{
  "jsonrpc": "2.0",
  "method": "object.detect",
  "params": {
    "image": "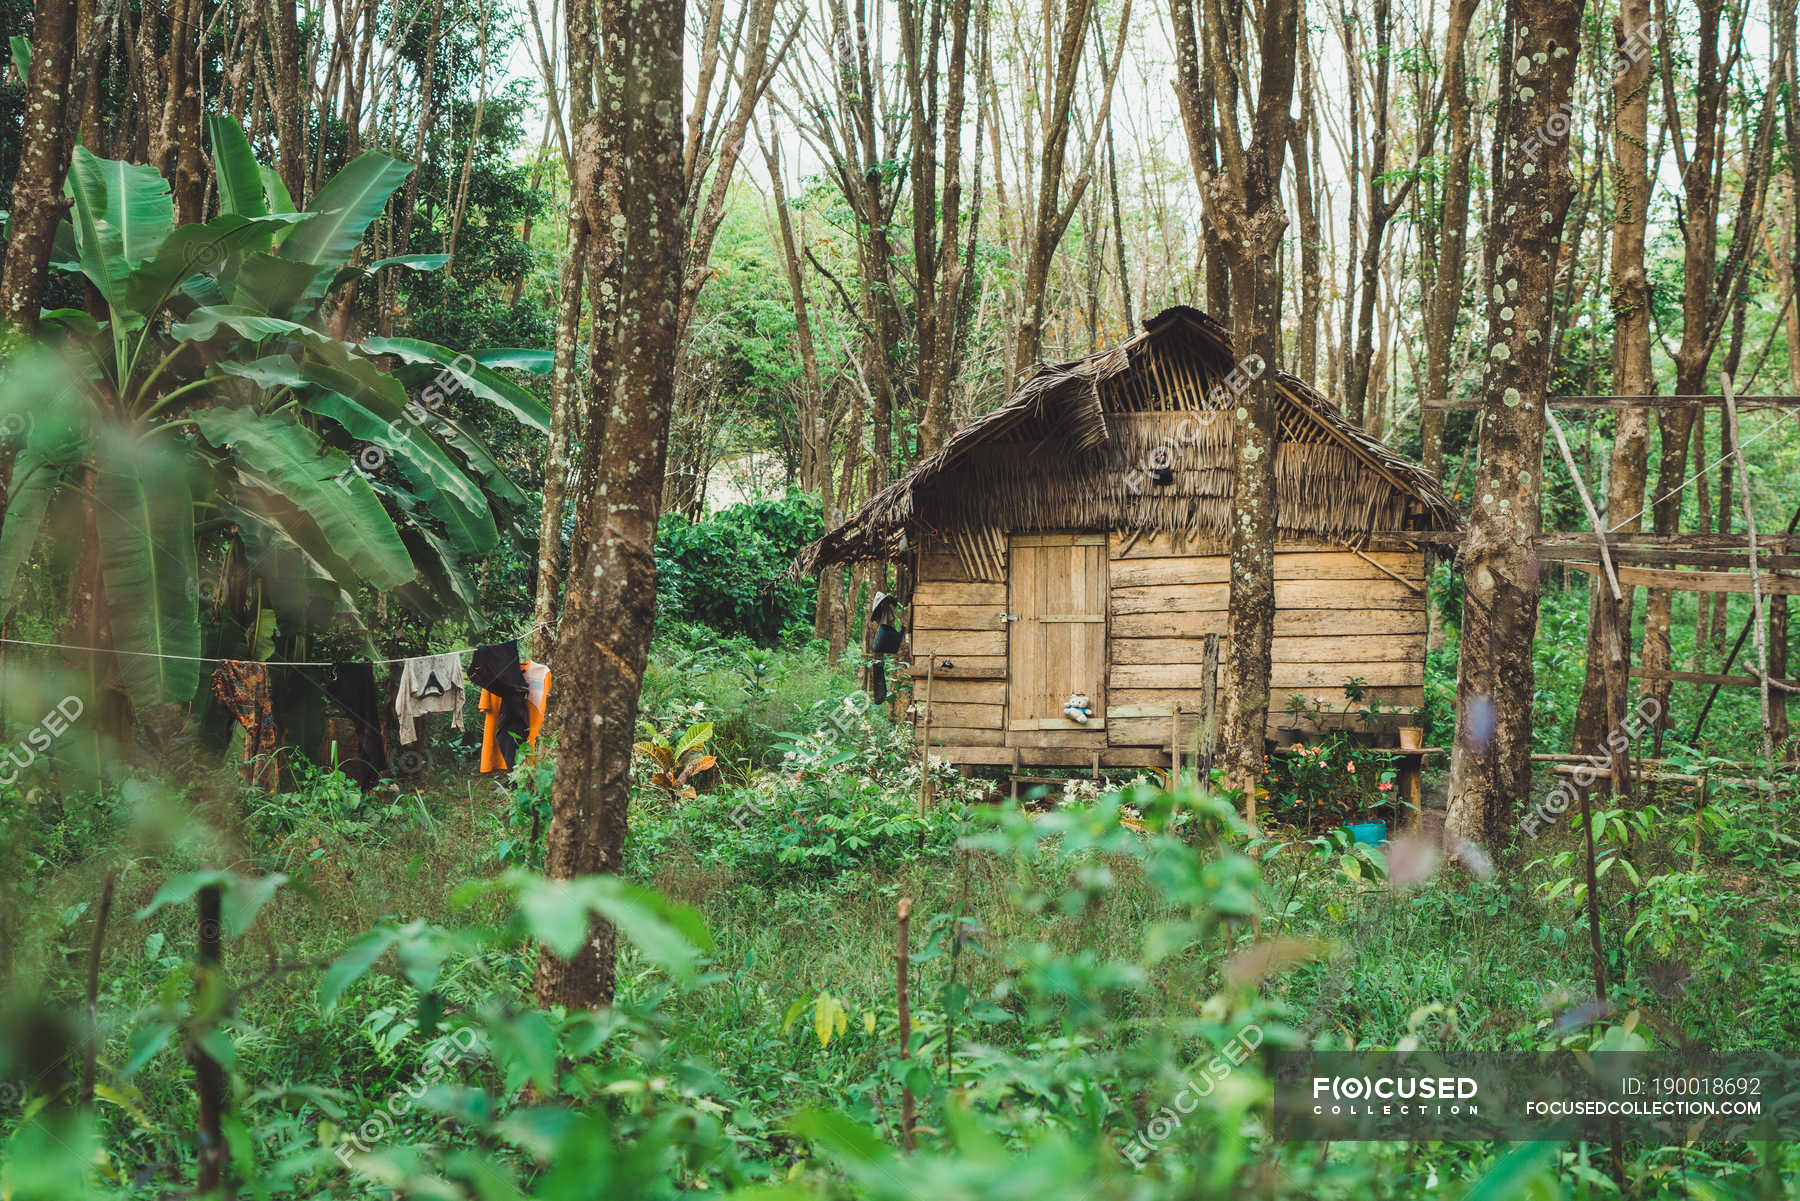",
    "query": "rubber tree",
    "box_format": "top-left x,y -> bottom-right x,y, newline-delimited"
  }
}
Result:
1444,0 -> 1586,851
533,0 -> 688,1011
